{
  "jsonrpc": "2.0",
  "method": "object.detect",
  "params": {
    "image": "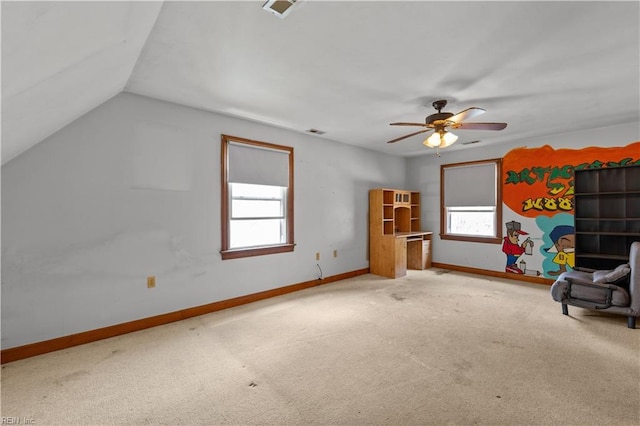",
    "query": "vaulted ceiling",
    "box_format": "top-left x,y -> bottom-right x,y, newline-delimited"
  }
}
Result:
2,1 -> 639,164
